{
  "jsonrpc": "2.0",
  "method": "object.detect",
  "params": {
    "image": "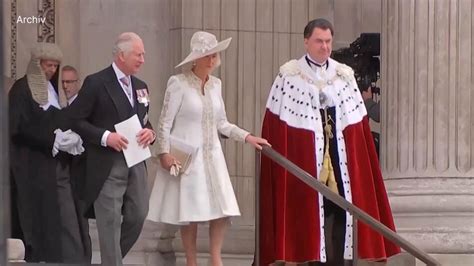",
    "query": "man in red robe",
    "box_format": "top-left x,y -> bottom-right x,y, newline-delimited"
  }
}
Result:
259,18 -> 401,265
